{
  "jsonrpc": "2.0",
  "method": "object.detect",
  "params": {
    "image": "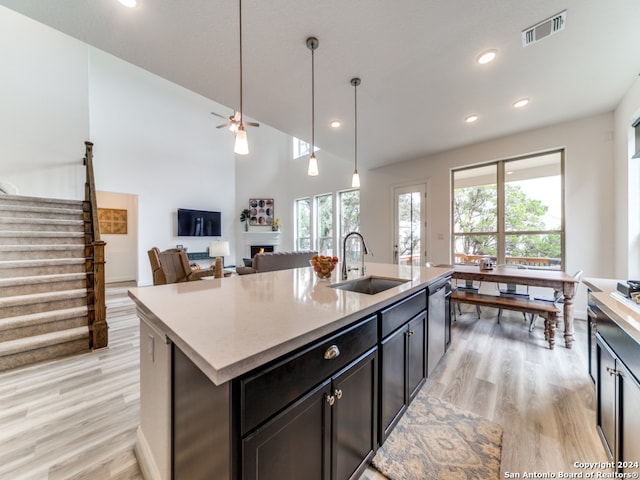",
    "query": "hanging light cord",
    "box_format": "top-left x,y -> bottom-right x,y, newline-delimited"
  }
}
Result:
354,81 -> 358,172
238,0 -> 243,124
311,45 -> 315,152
